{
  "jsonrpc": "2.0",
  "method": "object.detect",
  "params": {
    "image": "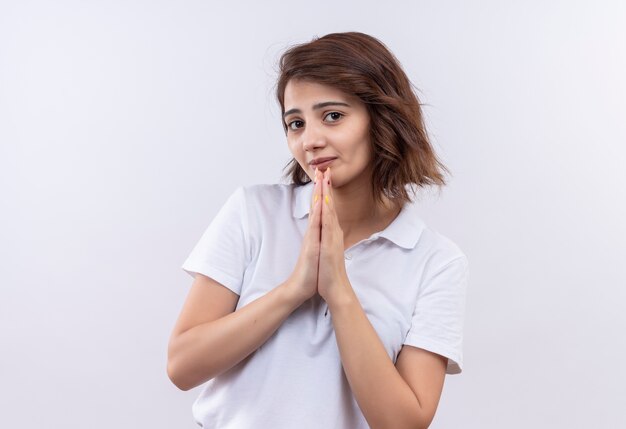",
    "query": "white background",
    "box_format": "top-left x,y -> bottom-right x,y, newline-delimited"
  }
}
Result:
1,1 -> 625,428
